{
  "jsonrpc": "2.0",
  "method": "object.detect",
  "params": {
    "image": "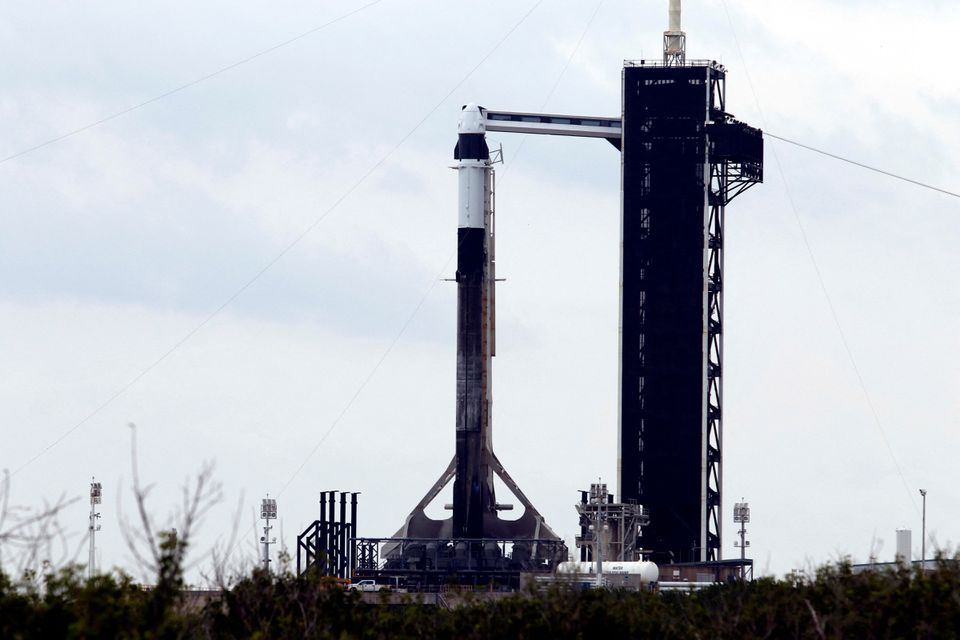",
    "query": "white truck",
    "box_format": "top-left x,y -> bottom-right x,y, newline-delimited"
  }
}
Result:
348,580 -> 386,592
